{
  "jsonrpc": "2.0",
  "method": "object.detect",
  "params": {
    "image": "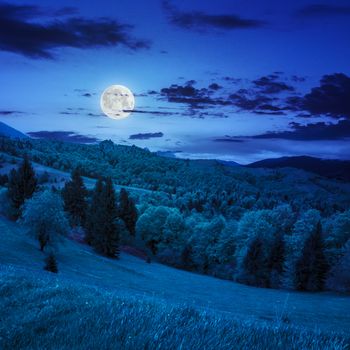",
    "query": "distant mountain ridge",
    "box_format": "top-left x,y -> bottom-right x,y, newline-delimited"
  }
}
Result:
0,121 -> 28,139
1,122 -> 349,181
247,156 -> 350,181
